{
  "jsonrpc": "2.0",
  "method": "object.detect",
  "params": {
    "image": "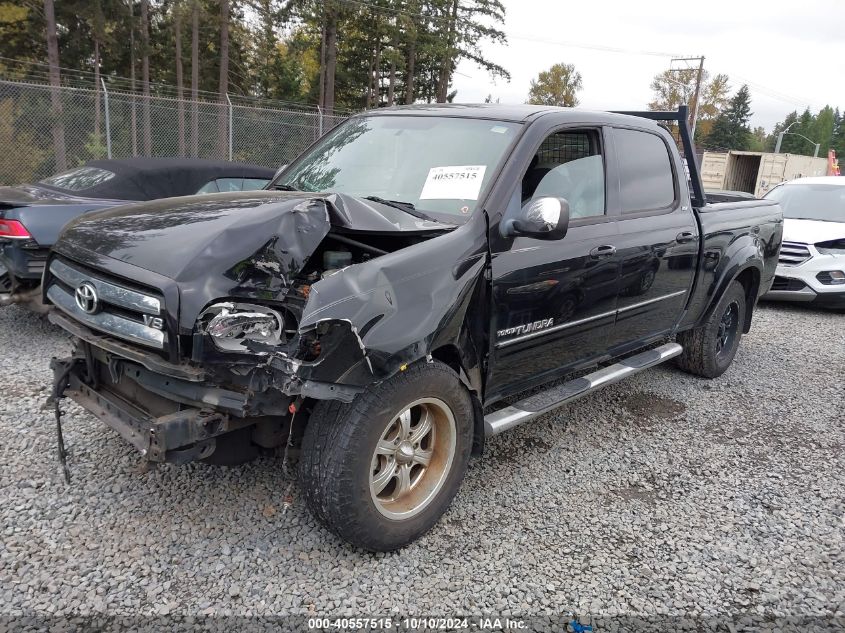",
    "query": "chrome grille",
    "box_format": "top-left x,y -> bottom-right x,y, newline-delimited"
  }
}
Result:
778,241 -> 812,266
46,258 -> 167,349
